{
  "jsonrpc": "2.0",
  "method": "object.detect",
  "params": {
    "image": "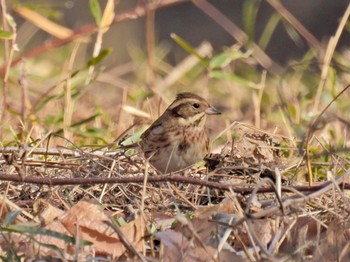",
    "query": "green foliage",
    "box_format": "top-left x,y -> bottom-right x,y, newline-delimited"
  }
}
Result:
86,48 -> 112,67
115,216 -> 127,227
258,13 -> 281,49
243,0 -> 261,44
282,20 -> 303,46
0,30 -> 13,39
171,33 -> 209,67
209,49 -> 248,69
1,1 -> 350,260
2,224 -> 90,246
89,0 -> 102,25
0,211 -> 91,259
1,0 -> 349,179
